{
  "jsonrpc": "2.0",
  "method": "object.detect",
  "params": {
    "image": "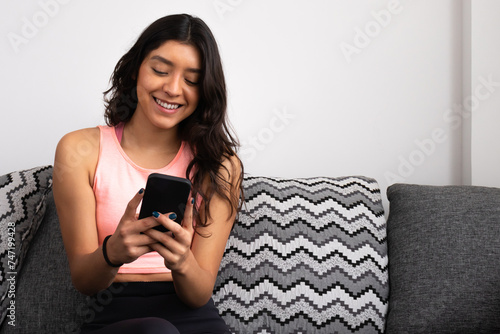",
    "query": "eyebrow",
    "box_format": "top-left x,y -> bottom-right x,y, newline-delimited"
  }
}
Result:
150,55 -> 201,74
